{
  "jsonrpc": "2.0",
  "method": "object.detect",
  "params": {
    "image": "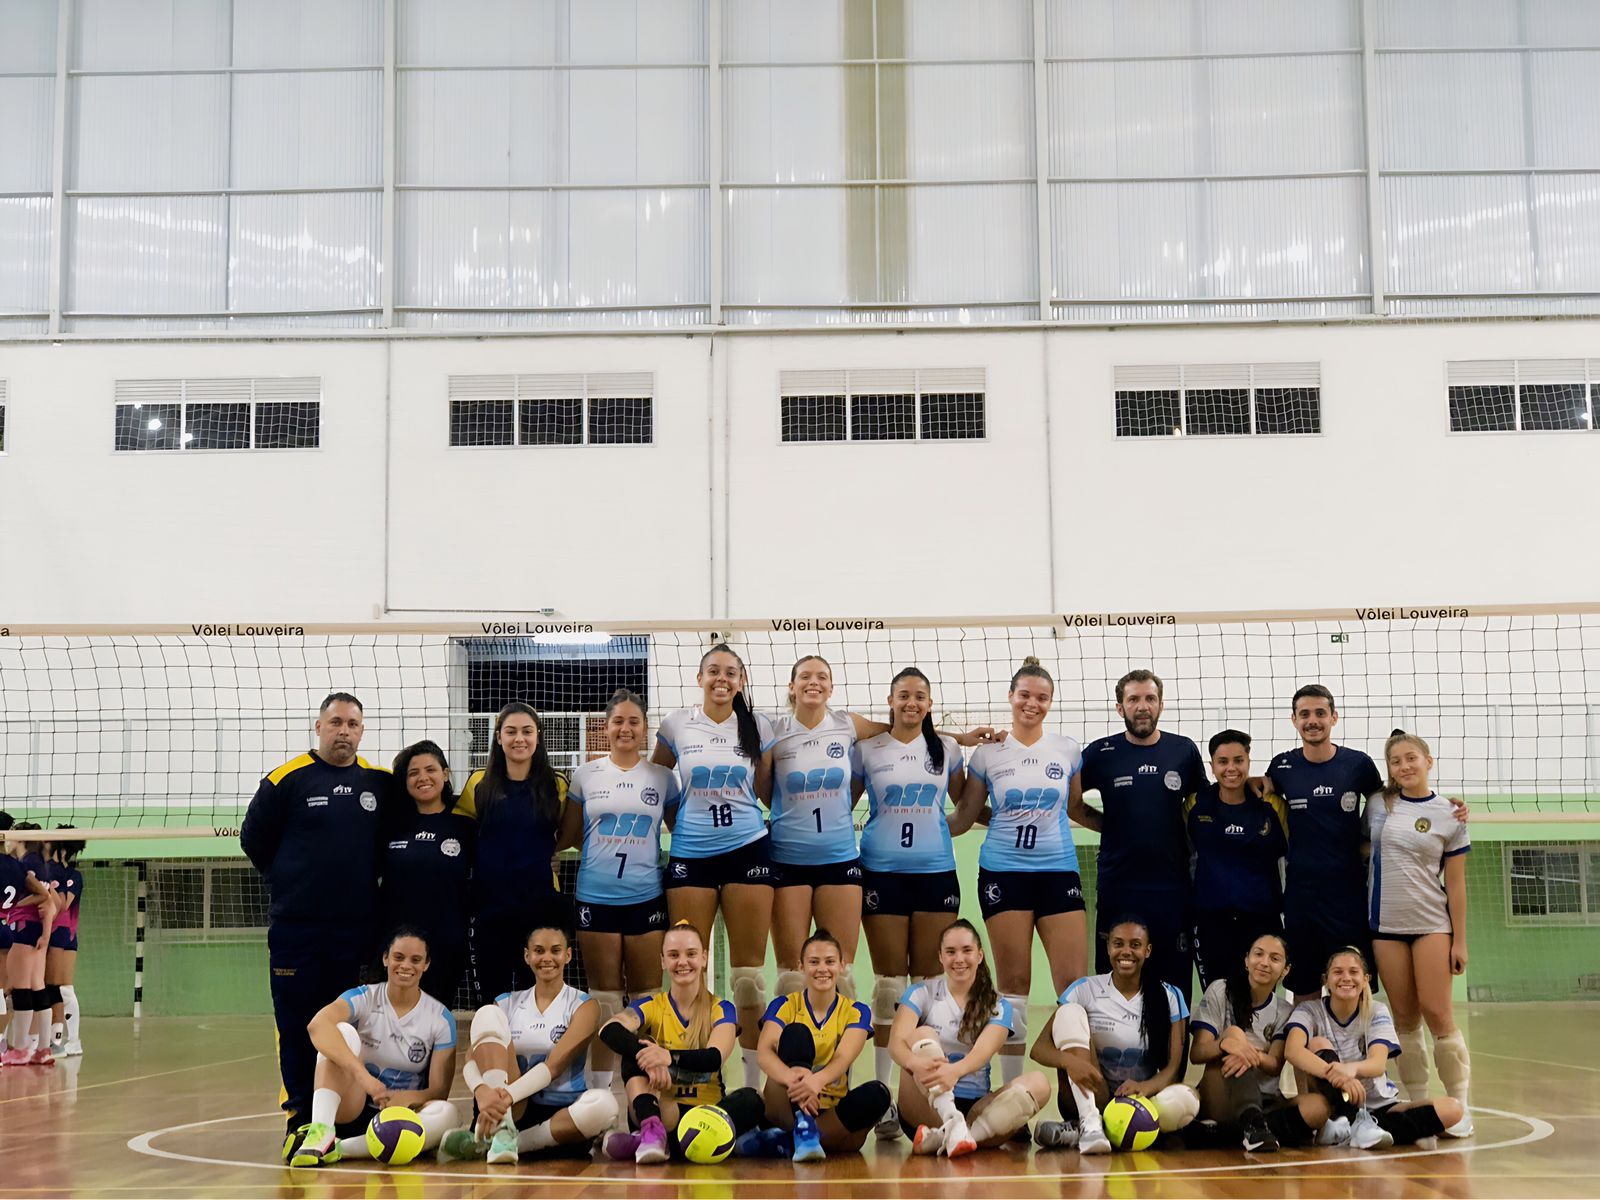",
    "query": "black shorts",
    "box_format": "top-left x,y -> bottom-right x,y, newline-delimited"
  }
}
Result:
575,896 -> 669,936
1370,930 -> 1439,945
666,837 -> 775,890
977,869 -> 1085,920
862,869 -> 961,918
0,922 -> 12,951
773,858 -> 863,889
48,925 -> 78,952
1284,904 -> 1376,996
898,1092 -> 978,1139
5,921 -> 45,950
334,1101 -> 380,1140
